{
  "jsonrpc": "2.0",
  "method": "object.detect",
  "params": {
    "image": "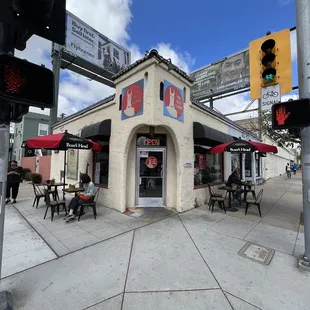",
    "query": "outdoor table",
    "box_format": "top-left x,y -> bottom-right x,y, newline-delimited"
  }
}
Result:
63,187 -> 85,197
44,182 -> 68,200
240,182 -> 255,202
218,186 -> 239,212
